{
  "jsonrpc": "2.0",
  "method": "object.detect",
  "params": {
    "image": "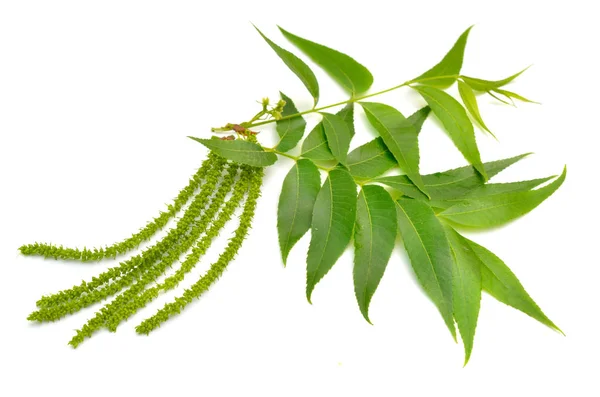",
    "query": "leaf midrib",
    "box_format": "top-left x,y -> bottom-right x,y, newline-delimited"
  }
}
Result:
323,115 -> 342,160
361,191 -> 375,310
308,177 -> 334,290
283,164 -> 302,257
364,108 -> 416,176
348,150 -> 389,167
451,246 -> 473,336
442,194 -> 532,217
294,37 -> 357,93
419,89 -> 467,149
396,201 -> 447,305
